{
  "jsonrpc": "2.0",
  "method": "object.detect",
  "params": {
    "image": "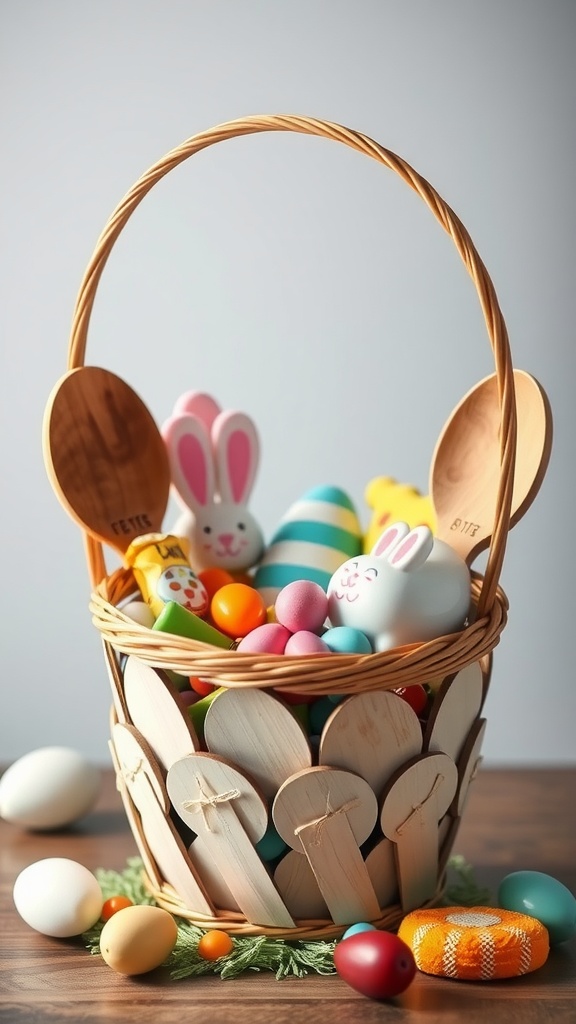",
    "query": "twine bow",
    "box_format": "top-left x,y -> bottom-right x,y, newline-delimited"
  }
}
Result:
395,773 -> 444,835
294,792 -> 361,847
119,757 -> 144,785
181,775 -> 241,832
